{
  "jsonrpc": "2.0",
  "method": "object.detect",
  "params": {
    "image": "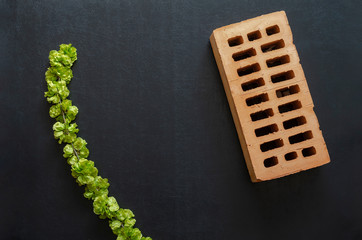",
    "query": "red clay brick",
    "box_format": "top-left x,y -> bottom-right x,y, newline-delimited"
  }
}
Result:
210,11 -> 330,182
